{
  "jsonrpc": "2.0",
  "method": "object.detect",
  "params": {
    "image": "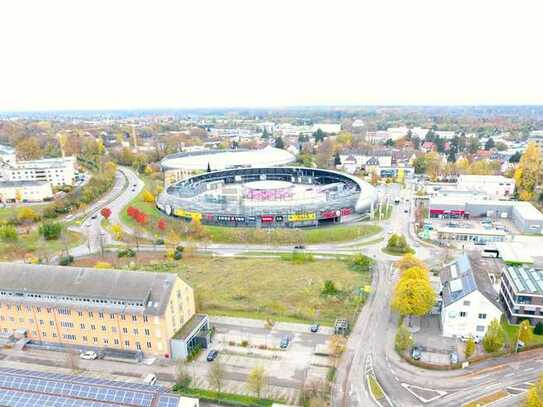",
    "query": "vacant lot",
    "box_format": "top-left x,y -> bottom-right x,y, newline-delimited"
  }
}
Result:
0,230 -> 83,261
75,254 -> 370,325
